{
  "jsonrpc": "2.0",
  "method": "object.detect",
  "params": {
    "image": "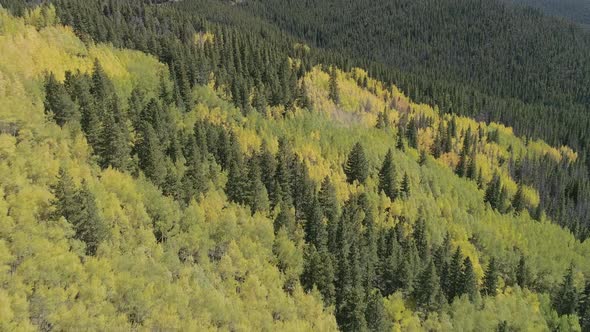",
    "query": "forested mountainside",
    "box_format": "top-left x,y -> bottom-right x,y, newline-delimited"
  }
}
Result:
505,0 -> 590,28
1,1 -> 590,331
